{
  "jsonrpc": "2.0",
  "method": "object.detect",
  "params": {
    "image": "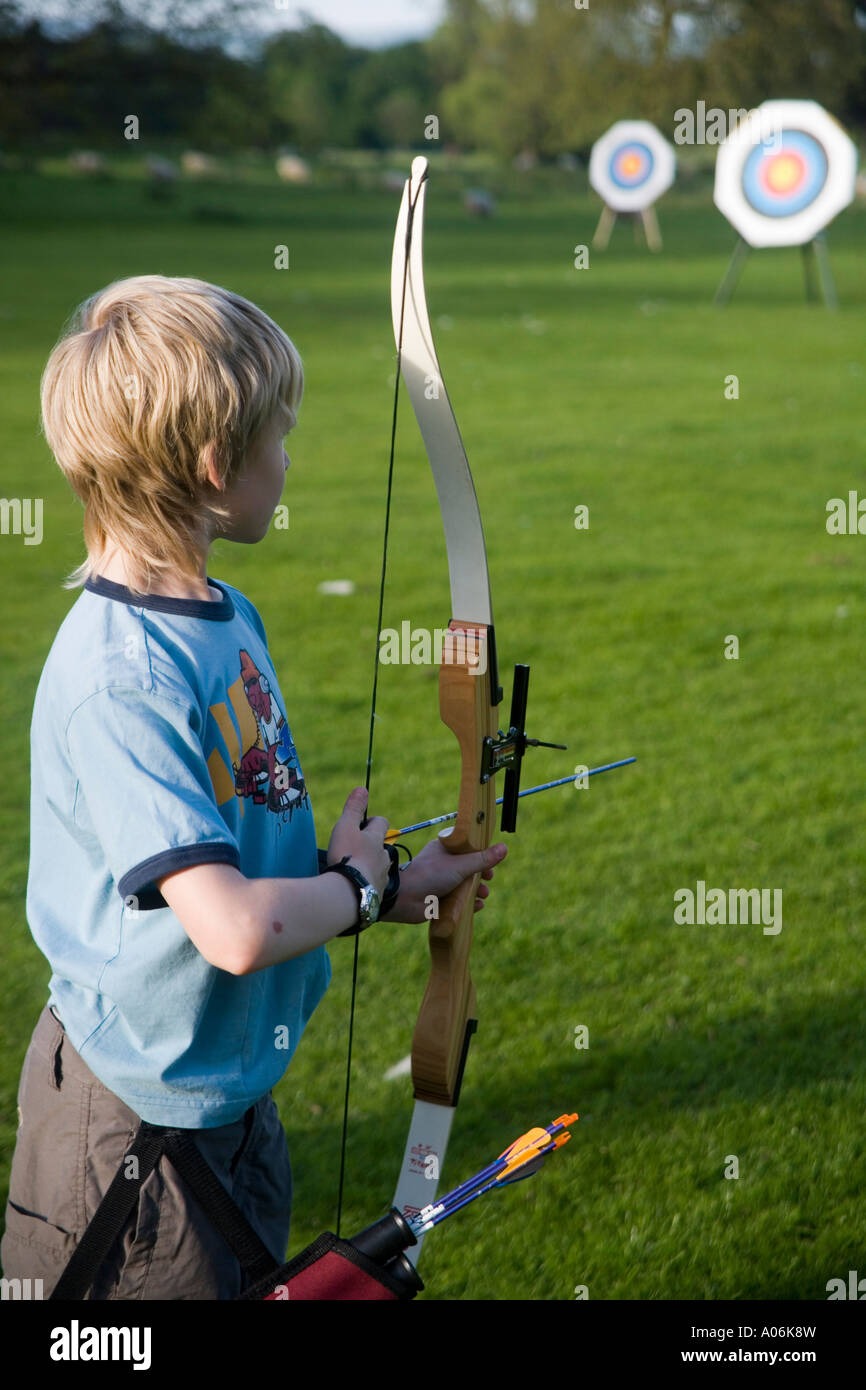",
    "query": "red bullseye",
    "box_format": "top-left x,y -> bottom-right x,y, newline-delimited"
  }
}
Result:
761,151 -> 806,197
